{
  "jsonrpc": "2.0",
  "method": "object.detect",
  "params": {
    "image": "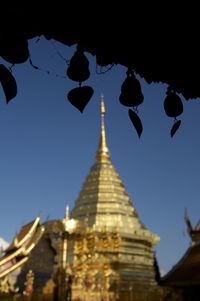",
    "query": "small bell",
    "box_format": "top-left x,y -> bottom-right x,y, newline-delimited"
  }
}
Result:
164,87 -> 183,137
164,88 -> 183,118
119,70 -> 144,107
67,47 -> 90,83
